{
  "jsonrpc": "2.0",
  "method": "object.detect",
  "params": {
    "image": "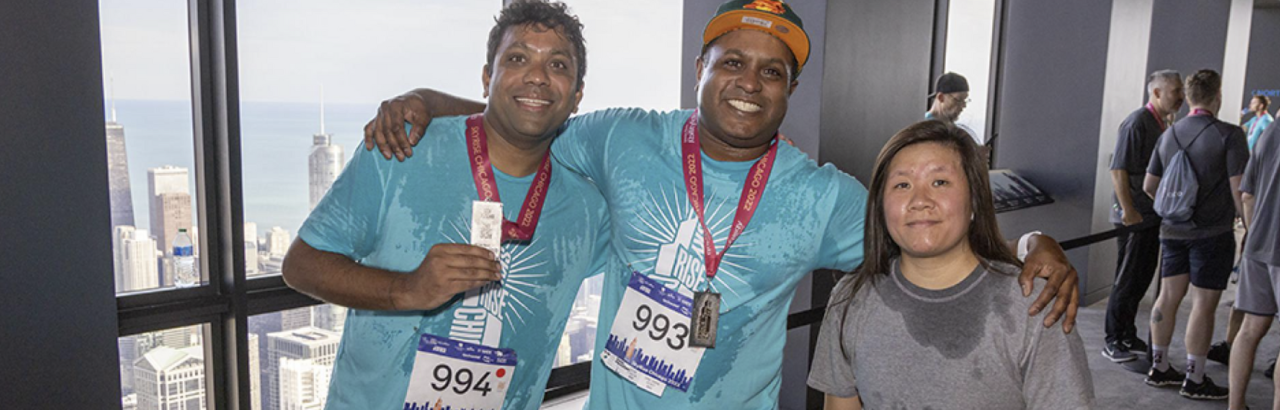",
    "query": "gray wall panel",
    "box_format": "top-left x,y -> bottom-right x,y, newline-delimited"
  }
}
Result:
1243,8 -> 1280,107
993,0 -> 1113,295
0,0 -> 122,407
818,0 -> 936,184
1146,0 -> 1231,116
